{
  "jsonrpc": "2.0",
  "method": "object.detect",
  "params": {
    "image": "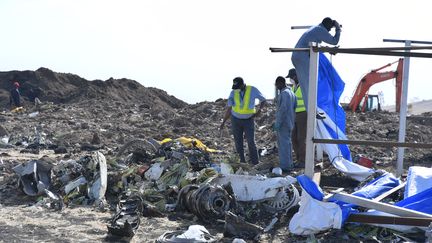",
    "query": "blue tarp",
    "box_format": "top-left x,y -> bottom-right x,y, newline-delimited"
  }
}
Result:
297,173 -> 402,224
396,186 -> 432,214
317,53 -> 351,161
